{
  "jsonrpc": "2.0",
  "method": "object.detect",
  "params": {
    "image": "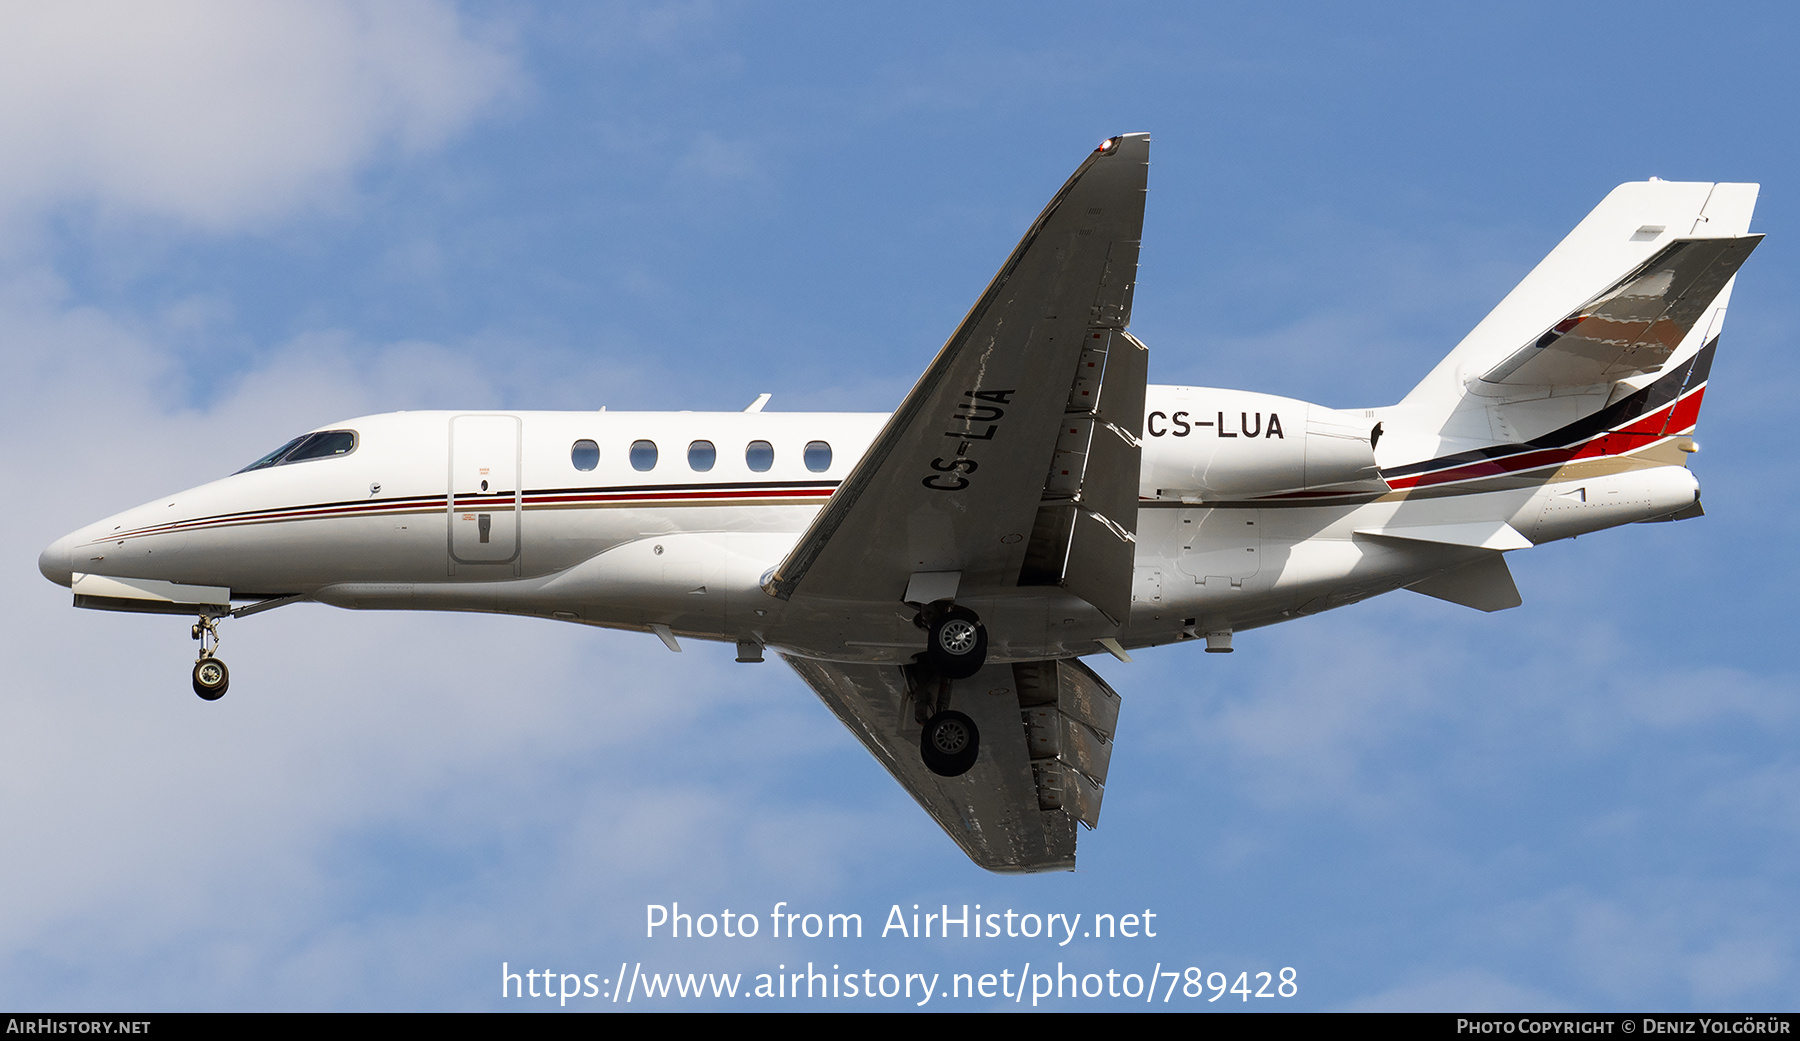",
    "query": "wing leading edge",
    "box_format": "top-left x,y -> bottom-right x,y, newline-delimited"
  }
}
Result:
765,134 -> 1151,622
